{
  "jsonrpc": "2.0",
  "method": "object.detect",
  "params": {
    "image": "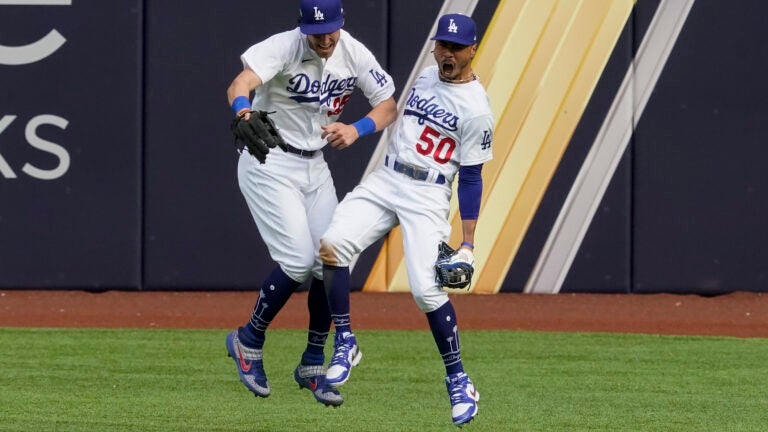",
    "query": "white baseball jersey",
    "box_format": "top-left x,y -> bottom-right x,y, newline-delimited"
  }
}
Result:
322,65 -> 494,311
242,28 -> 395,151
388,65 -> 493,183
237,28 -> 394,282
